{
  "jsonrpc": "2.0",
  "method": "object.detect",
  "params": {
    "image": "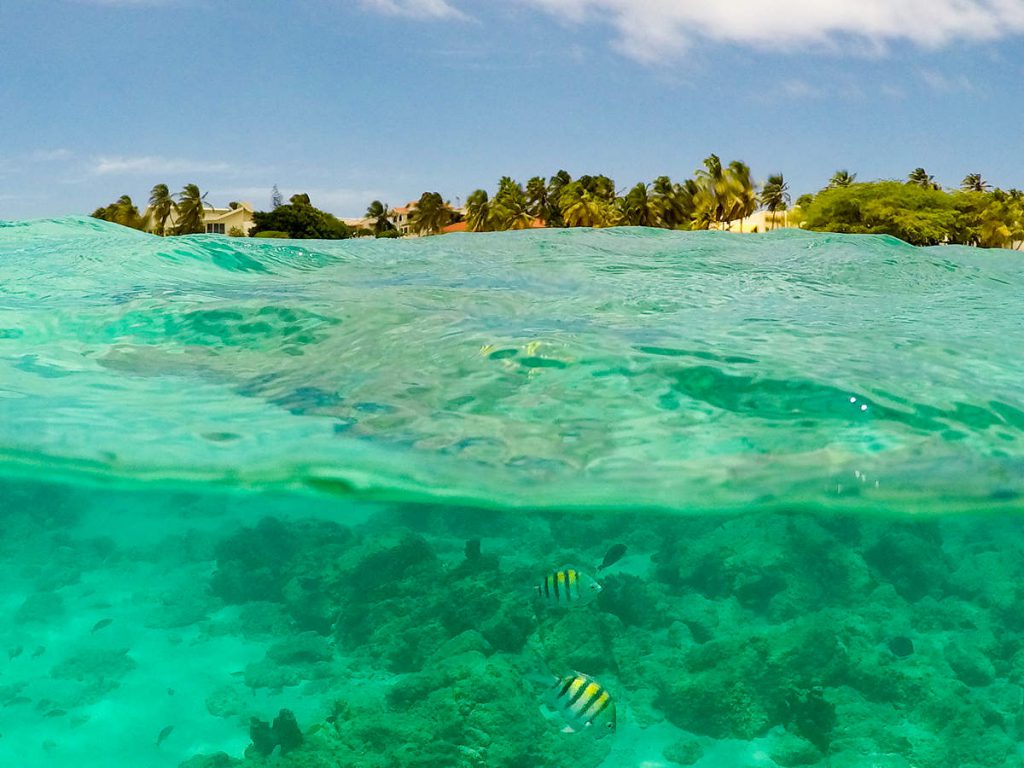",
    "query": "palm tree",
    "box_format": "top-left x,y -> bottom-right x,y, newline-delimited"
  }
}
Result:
92,195 -> 145,230
409,191 -> 451,236
693,154 -> 729,229
559,182 -> 618,228
908,168 -> 939,190
760,173 -> 791,230
546,170 -> 573,227
491,177 -> 533,230
145,183 -> 176,236
465,189 -> 491,232
174,183 -> 210,235
617,183 -> 663,227
724,160 -> 758,231
525,176 -> 550,223
960,173 -> 991,193
829,170 -> 856,188
365,200 -> 395,236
